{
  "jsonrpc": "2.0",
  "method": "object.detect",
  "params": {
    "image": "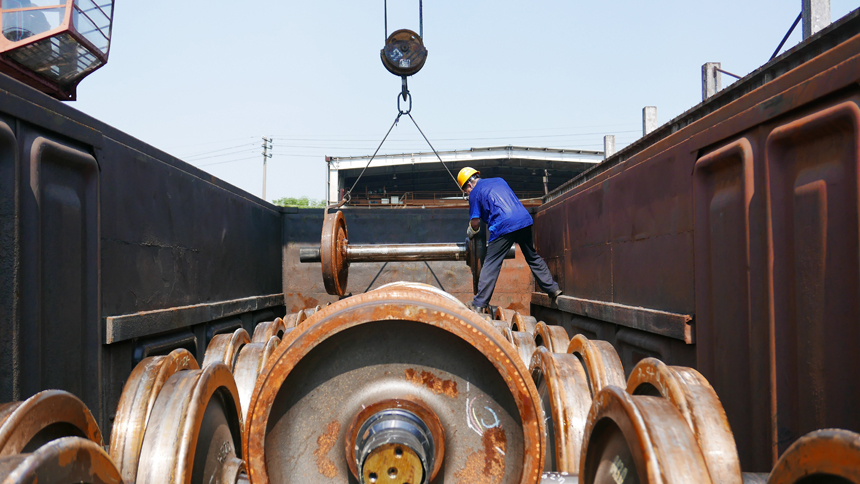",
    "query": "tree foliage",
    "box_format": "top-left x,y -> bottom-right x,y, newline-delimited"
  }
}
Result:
272,196 -> 326,208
